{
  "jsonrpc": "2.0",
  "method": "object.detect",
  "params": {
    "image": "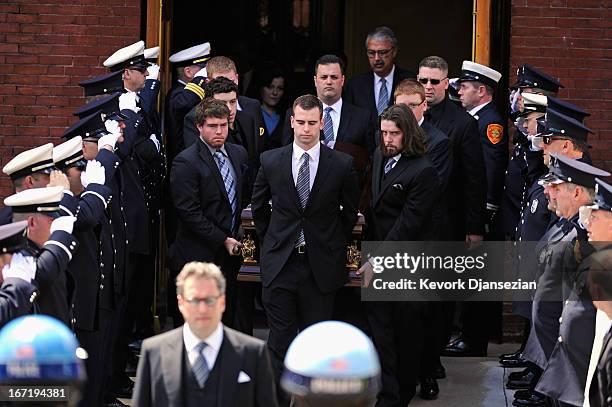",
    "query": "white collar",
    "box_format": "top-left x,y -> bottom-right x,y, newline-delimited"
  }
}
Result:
322,98 -> 343,114
183,322 -> 224,355
418,117 -> 425,126
374,64 -> 395,82
293,141 -> 321,161
468,100 -> 491,117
